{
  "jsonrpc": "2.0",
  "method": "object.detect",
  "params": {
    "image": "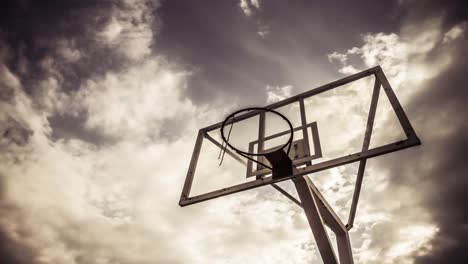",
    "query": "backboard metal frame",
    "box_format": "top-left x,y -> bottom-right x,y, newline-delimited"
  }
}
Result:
179,66 -> 420,207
